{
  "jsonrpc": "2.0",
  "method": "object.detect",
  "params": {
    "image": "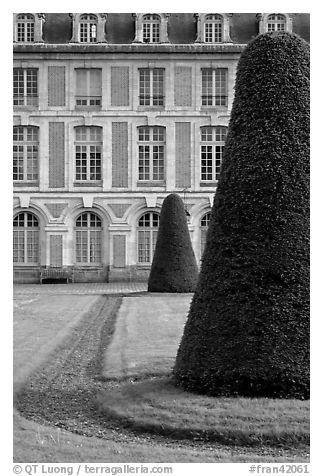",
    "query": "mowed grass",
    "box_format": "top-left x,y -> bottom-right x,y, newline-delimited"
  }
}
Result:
13,293 -> 99,394
13,290 -> 310,462
102,294 -> 192,379
99,294 -> 310,451
97,377 -> 309,447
